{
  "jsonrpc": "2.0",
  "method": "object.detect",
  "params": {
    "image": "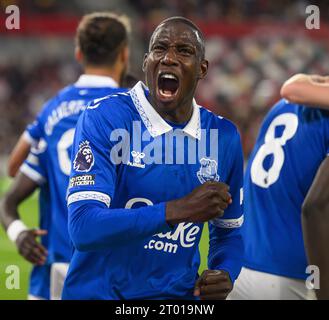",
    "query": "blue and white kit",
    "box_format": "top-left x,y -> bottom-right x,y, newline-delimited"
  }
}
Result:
63,81 -> 244,300
21,75 -> 125,298
243,99 -> 329,279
